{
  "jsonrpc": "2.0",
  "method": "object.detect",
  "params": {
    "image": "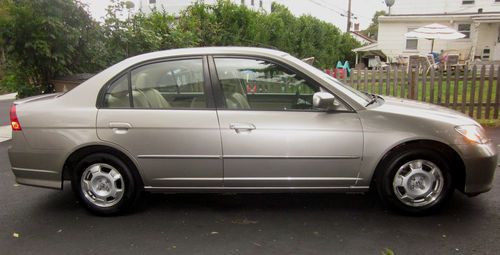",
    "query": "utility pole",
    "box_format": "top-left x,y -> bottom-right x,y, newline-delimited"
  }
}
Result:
346,0 -> 352,32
